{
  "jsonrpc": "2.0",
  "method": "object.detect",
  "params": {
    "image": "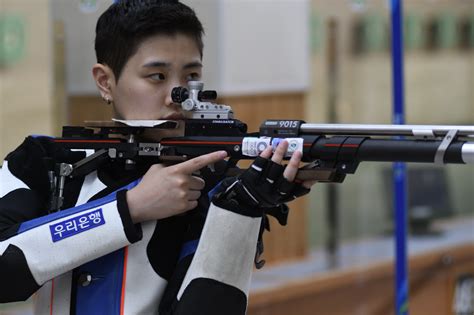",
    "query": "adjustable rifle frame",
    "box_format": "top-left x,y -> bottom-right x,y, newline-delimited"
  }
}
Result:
49,81 -> 474,211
